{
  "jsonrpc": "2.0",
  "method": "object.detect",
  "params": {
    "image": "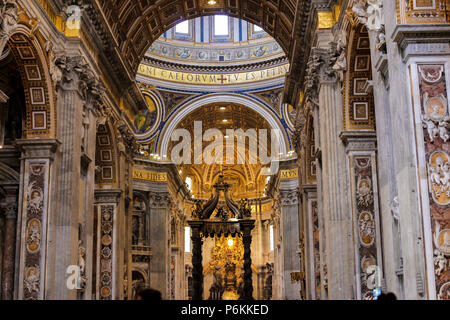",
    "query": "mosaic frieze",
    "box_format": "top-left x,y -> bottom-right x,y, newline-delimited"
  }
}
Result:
397,0 -> 450,24
147,38 -> 284,65
418,64 -> 450,299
